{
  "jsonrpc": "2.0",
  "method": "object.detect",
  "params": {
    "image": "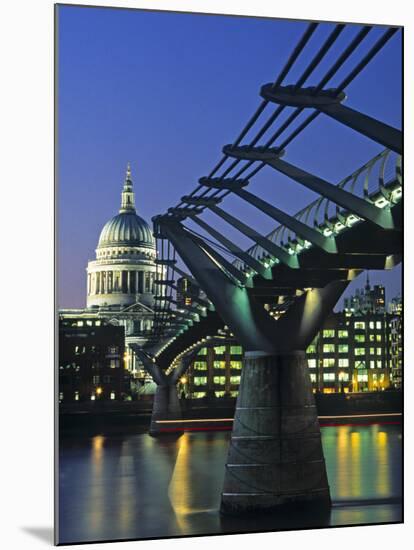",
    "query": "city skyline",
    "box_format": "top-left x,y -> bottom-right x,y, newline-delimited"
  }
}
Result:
58,6 -> 402,308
